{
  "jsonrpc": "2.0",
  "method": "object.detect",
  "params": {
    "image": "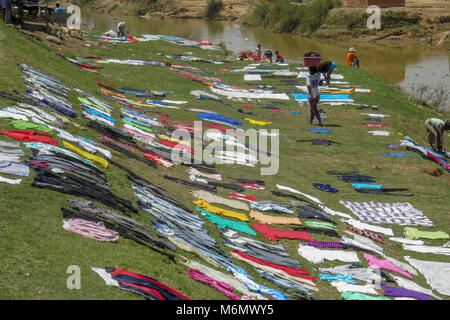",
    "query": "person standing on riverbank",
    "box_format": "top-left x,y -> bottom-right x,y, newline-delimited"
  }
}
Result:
424,118 -> 450,154
117,21 -> 127,38
255,44 -> 262,59
1,0 -> 12,24
306,66 -> 322,126
318,60 -> 336,87
345,47 -> 359,68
